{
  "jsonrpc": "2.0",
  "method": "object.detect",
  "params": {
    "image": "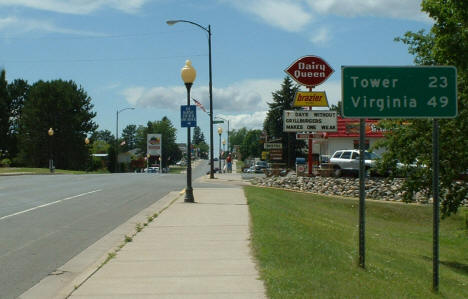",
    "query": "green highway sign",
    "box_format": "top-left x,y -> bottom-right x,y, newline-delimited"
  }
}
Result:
213,120 -> 224,124
342,66 -> 457,118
